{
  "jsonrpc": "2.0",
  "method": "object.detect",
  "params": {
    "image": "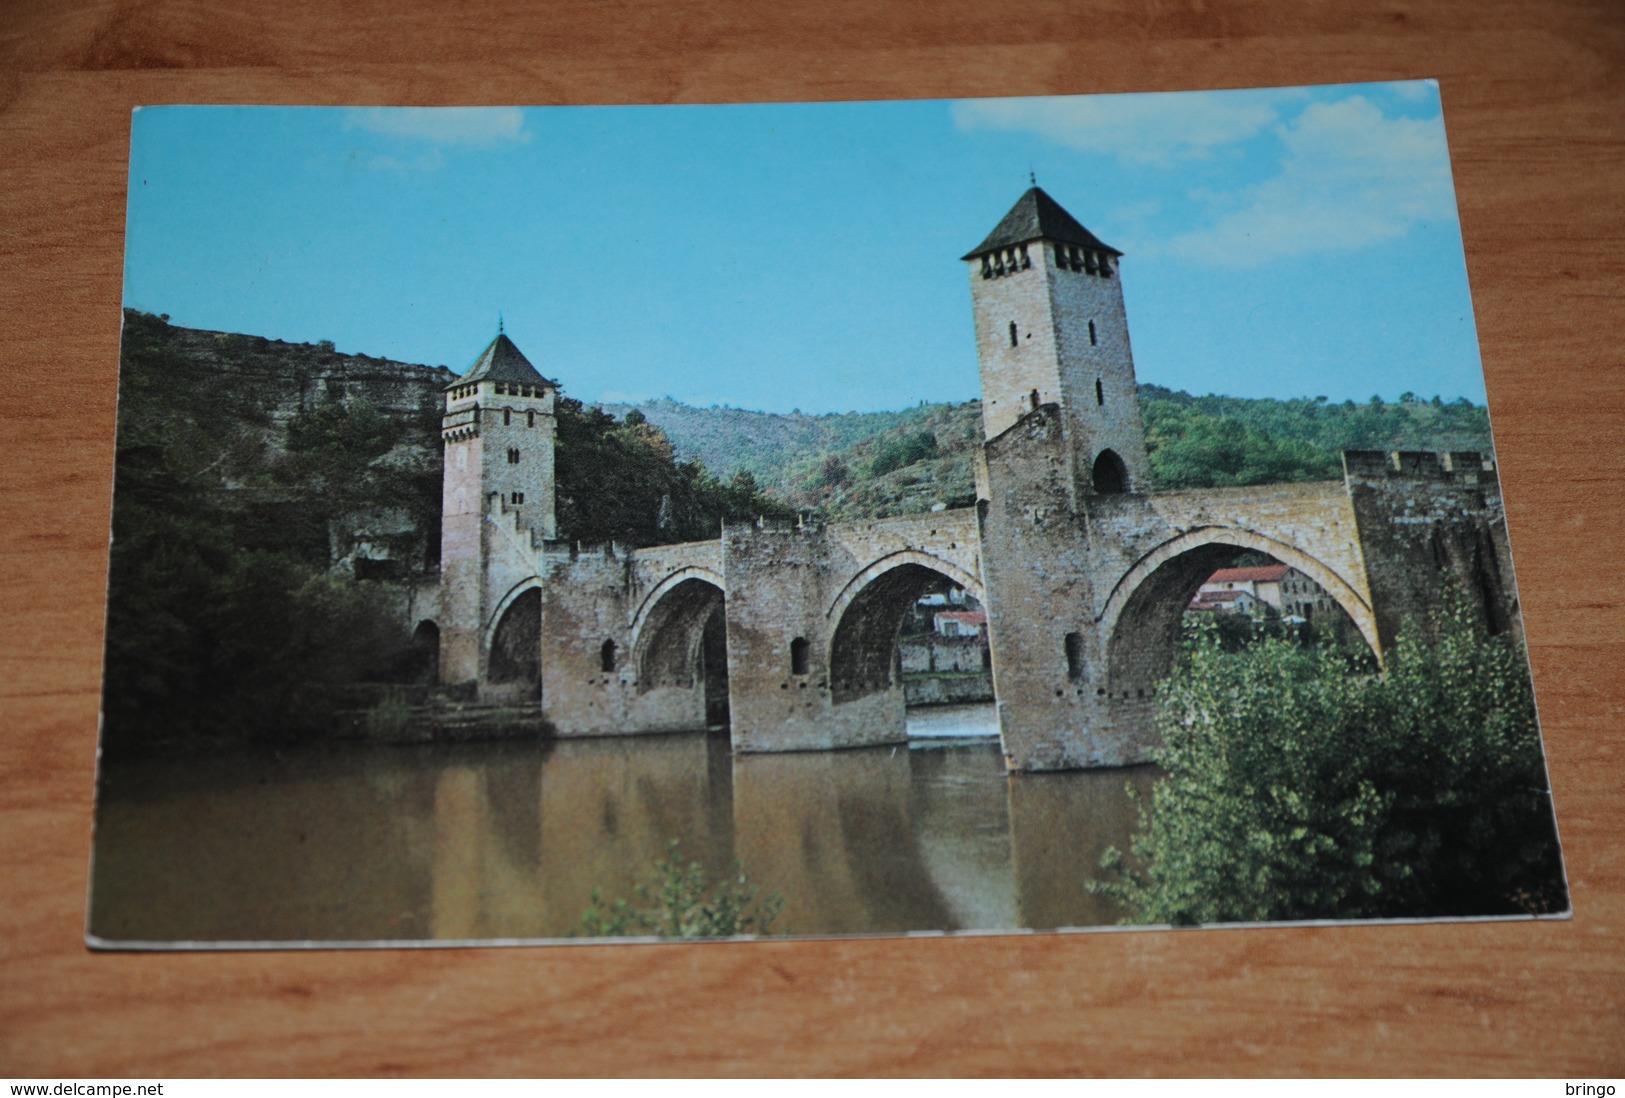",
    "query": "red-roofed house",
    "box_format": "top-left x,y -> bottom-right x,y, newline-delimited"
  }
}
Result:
1196,564 -> 1339,621
934,610 -> 988,638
